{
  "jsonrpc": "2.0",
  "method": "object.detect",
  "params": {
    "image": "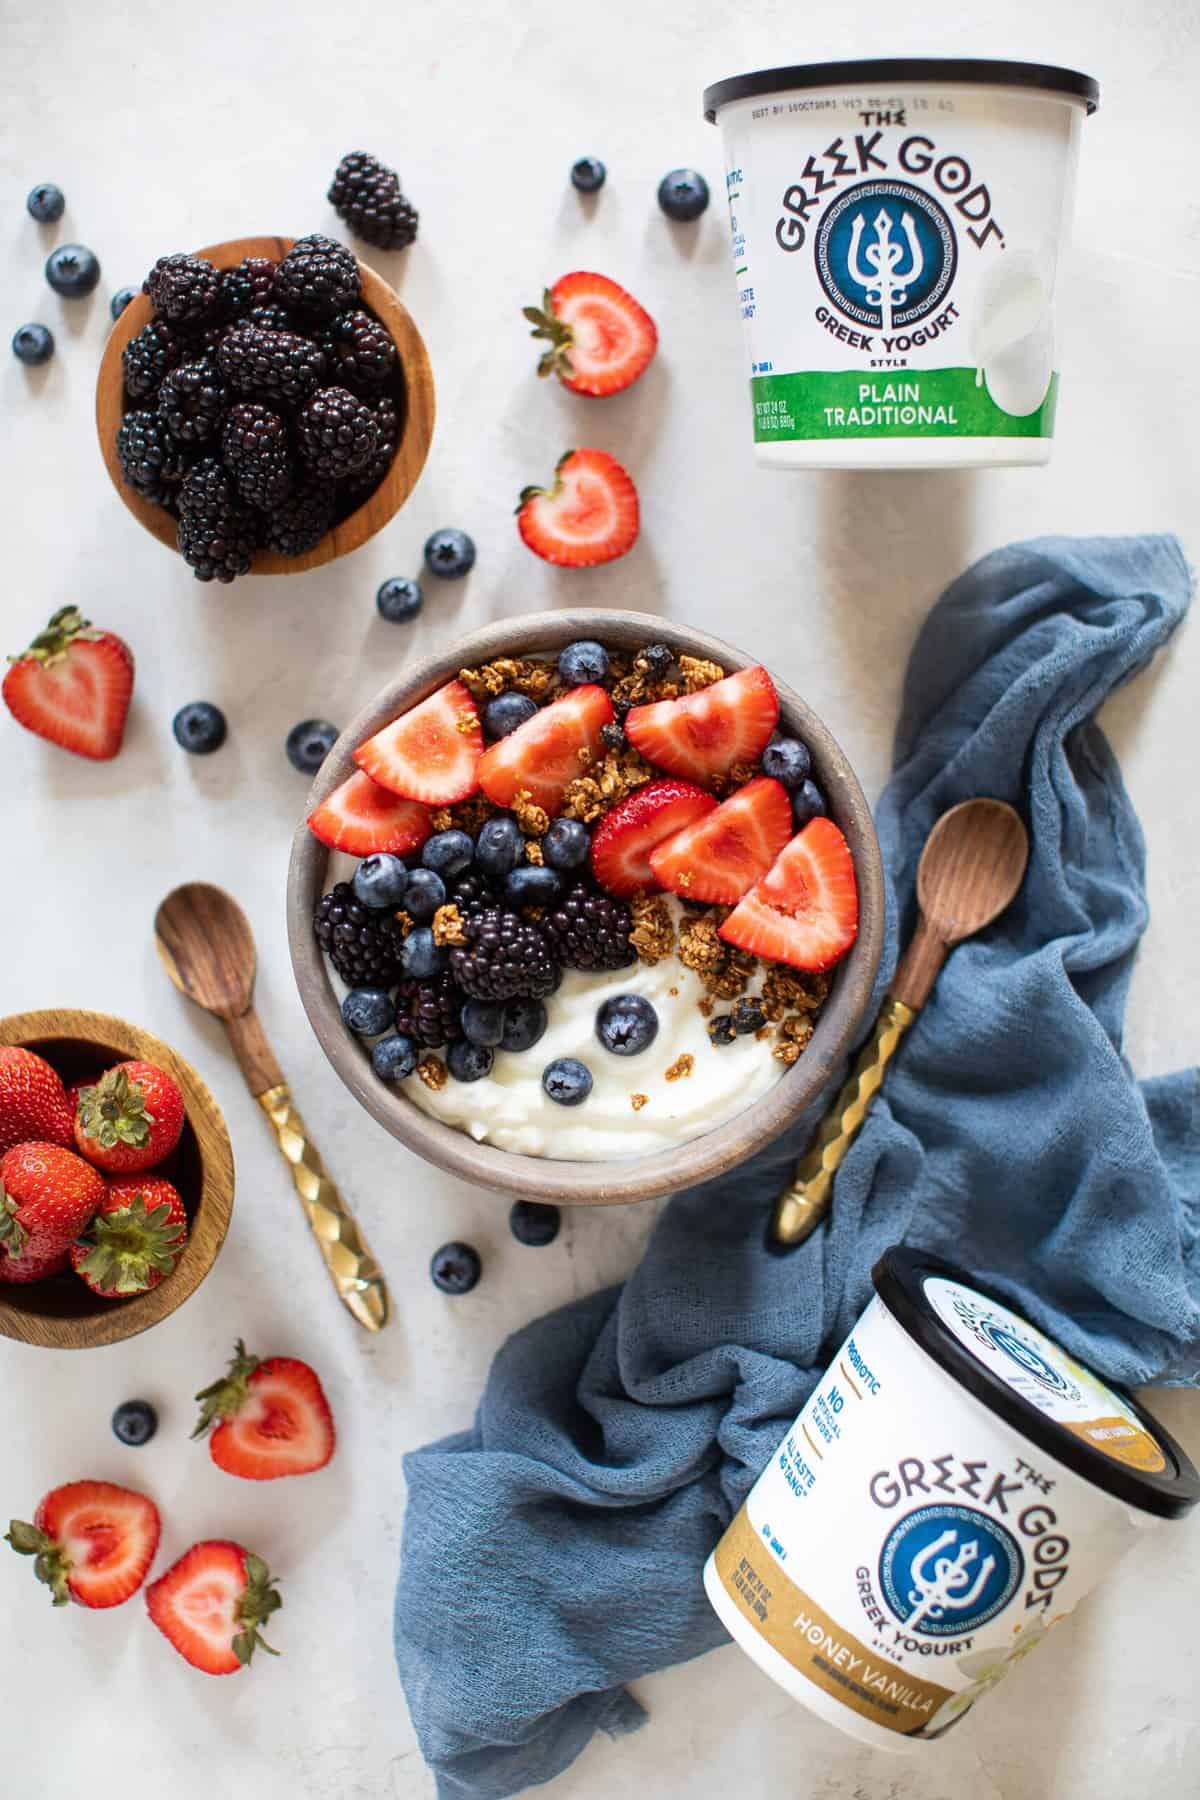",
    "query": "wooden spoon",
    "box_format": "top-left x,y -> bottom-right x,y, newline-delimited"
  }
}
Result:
154,882 -> 389,1331
771,799 -> 1029,1247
